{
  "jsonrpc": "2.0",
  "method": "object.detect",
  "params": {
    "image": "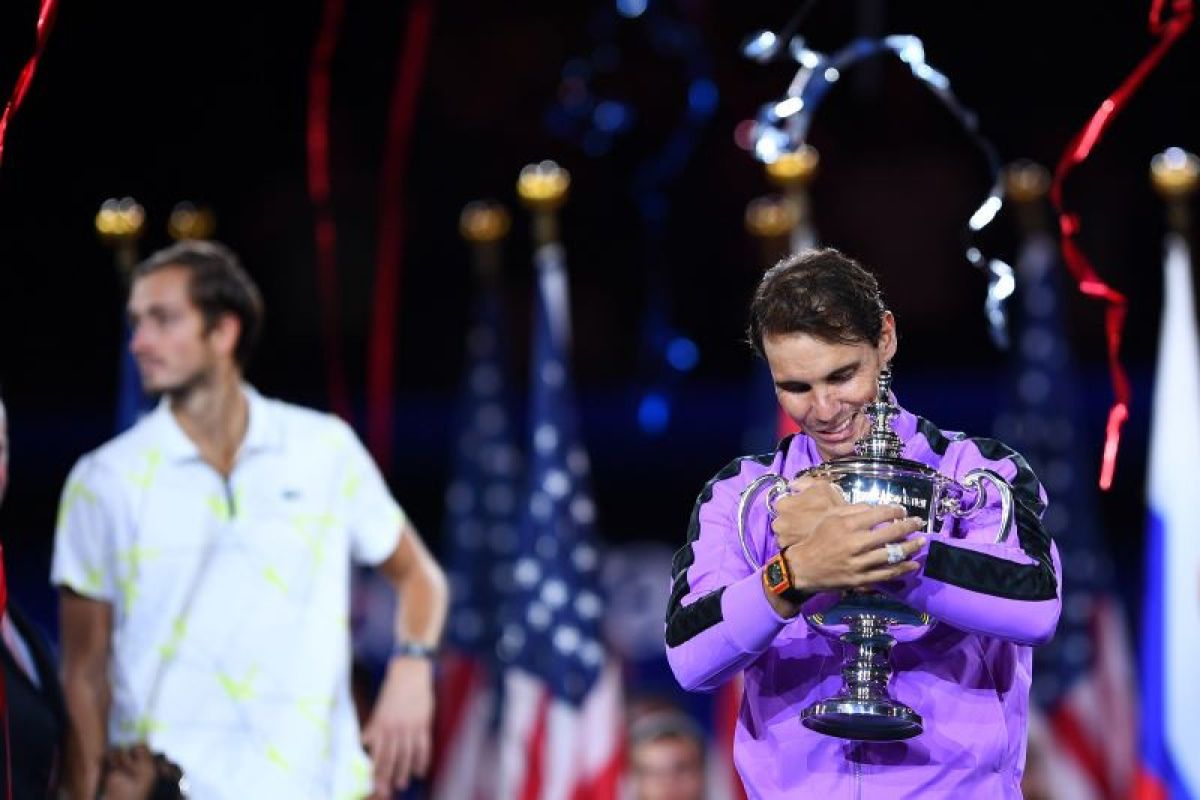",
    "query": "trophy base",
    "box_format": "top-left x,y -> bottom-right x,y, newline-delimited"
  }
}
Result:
800,697 -> 923,741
